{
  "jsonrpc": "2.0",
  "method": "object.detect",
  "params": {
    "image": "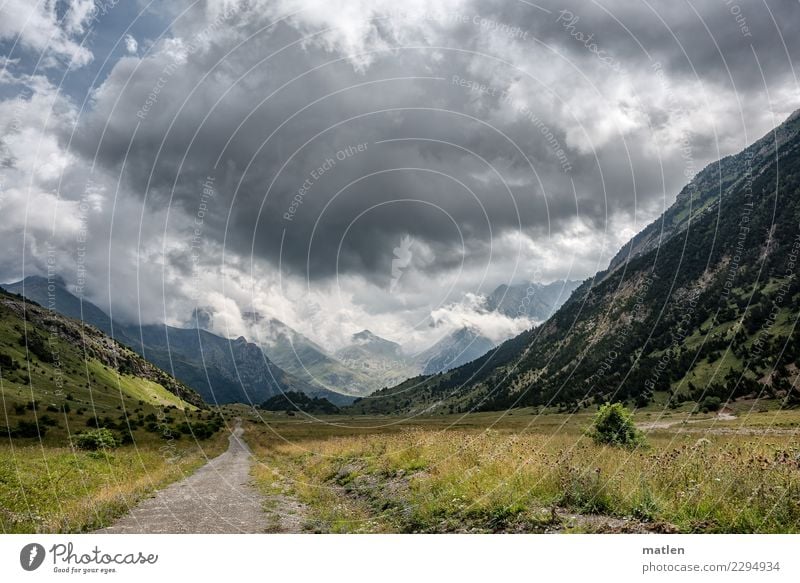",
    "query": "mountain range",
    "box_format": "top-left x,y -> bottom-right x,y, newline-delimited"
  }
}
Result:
352,109 -> 800,415
1,273 -> 583,405
0,285 -> 204,412
0,277 -> 351,405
